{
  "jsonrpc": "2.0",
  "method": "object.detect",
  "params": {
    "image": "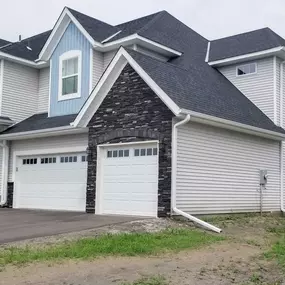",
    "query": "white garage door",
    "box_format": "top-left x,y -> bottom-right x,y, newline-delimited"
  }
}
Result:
98,143 -> 159,217
14,152 -> 87,211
